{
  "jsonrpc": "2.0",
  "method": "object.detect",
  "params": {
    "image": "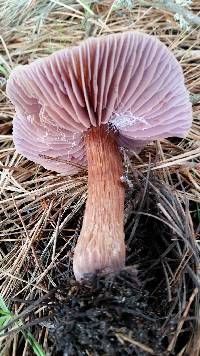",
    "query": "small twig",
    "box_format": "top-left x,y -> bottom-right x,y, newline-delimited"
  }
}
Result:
167,288 -> 198,352
0,164 -> 29,172
116,333 -> 155,355
39,154 -> 87,171
139,0 -> 200,27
